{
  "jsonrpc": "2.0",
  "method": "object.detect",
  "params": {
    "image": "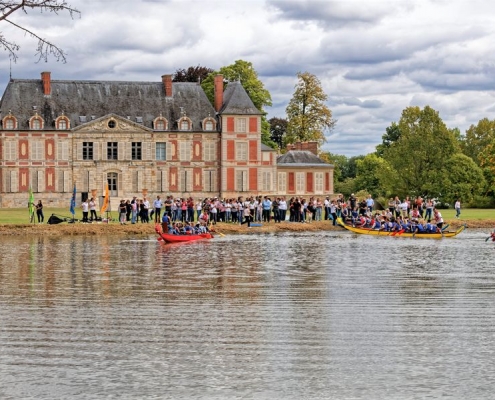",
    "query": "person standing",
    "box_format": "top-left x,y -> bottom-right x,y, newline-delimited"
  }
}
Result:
153,196 -> 162,223
262,196 -> 272,222
240,203 -> 253,227
366,194 -> 374,214
119,200 -> 127,224
81,198 -> 89,222
455,199 -> 461,218
89,197 -> 98,221
35,200 -> 44,224
131,197 -> 138,224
